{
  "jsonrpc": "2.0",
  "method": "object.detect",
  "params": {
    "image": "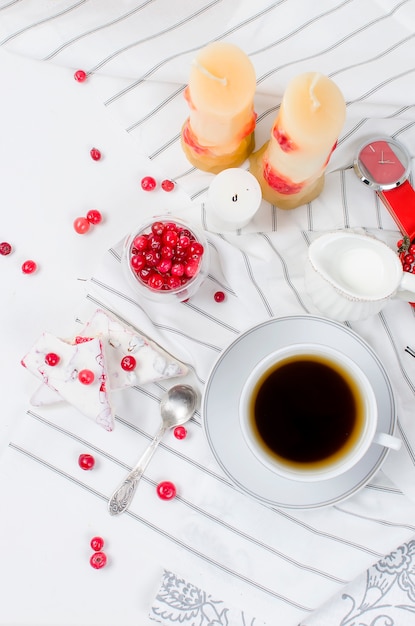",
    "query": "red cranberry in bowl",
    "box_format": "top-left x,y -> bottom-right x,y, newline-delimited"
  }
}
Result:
122,216 -> 209,303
